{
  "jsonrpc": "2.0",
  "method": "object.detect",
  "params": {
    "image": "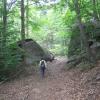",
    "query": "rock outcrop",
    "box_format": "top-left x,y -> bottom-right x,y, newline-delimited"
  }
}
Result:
17,39 -> 54,64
